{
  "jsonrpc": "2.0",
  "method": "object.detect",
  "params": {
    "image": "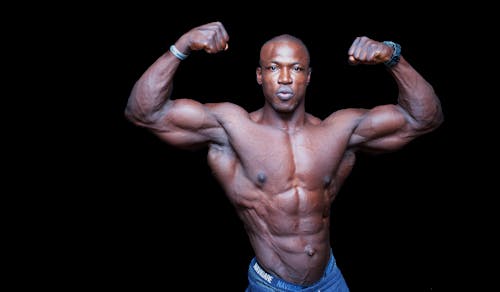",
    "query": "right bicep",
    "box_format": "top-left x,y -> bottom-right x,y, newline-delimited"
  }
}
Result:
150,99 -> 225,148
